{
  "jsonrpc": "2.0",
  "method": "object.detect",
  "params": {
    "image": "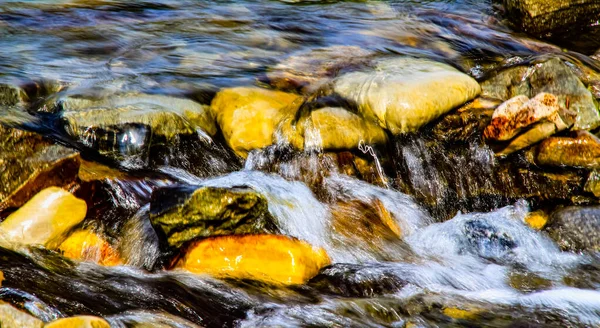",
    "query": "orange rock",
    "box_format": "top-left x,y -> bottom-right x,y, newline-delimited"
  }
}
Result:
179,234 -> 330,285
57,230 -> 121,266
44,316 -> 110,328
